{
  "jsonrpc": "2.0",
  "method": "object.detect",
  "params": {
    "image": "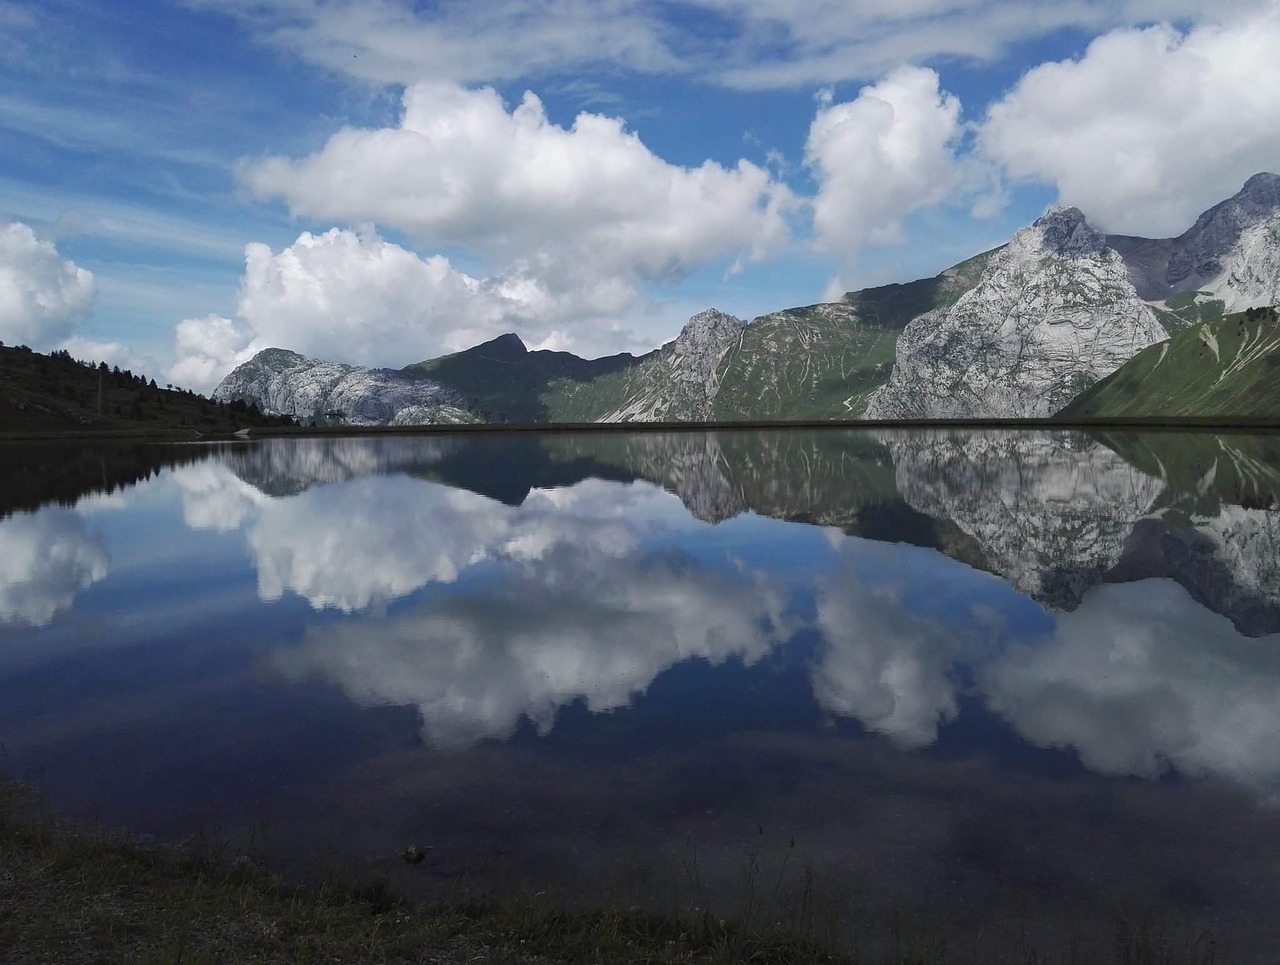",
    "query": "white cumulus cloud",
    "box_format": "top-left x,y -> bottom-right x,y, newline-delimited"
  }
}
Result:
0,221 -> 95,349
241,85 -> 789,302
979,8 -> 1280,236
174,85 -> 792,391
805,66 -> 964,280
